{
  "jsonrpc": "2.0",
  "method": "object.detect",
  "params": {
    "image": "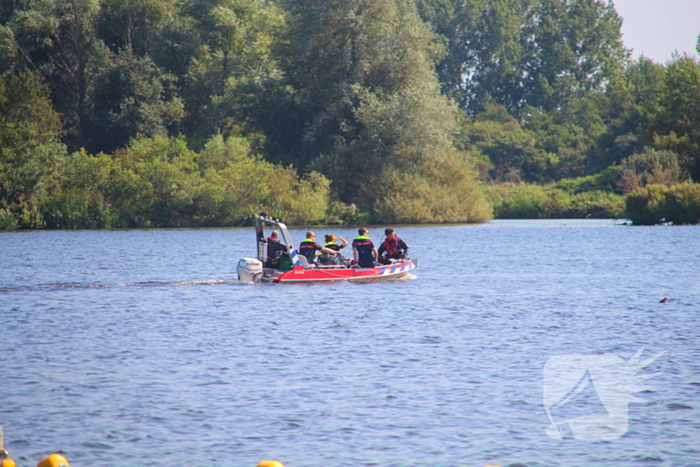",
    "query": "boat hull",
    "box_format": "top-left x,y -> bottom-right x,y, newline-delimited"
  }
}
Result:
264,258 -> 417,284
